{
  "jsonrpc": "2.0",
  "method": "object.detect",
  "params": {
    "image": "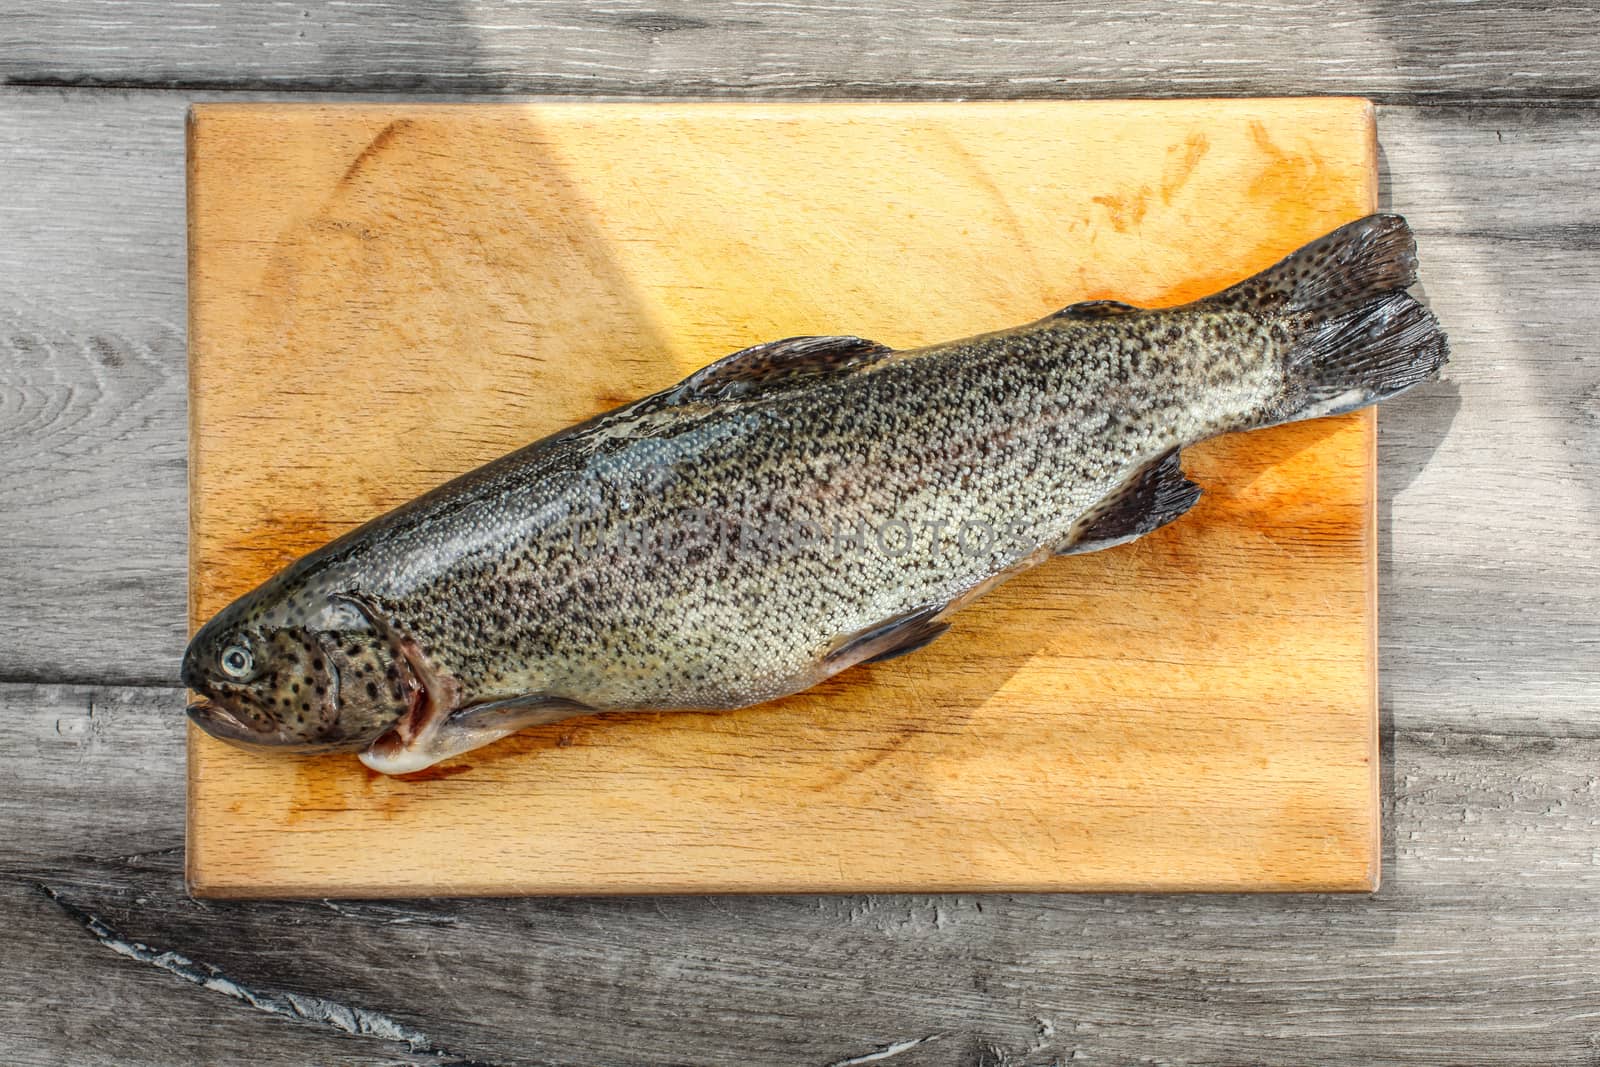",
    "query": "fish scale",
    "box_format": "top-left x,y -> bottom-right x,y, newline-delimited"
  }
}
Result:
183,214 -> 1448,774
